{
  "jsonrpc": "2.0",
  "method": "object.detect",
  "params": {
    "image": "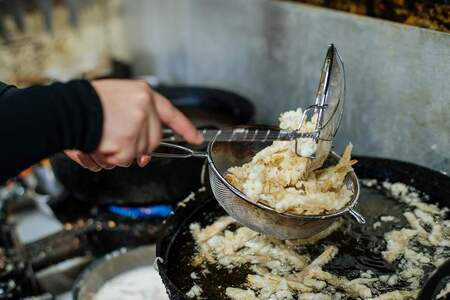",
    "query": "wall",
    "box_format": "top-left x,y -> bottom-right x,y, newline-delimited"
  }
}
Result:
0,0 -> 125,86
123,0 -> 450,175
